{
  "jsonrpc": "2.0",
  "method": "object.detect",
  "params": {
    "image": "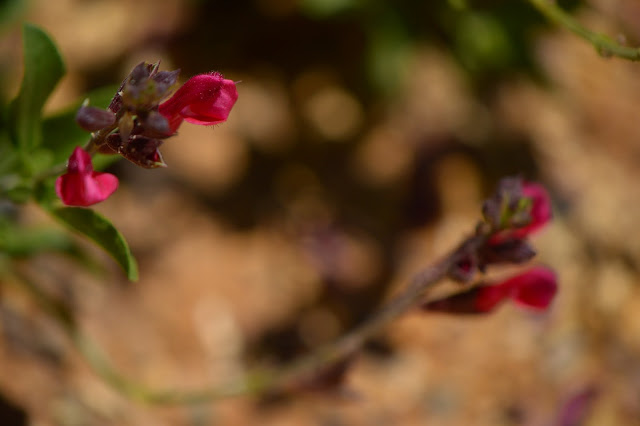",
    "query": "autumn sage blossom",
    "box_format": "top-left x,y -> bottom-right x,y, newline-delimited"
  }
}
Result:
55,147 -> 118,207
56,63 -> 238,206
448,178 -> 553,282
439,178 -> 557,314
487,180 -> 553,245
158,72 -> 238,134
423,267 -> 557,314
